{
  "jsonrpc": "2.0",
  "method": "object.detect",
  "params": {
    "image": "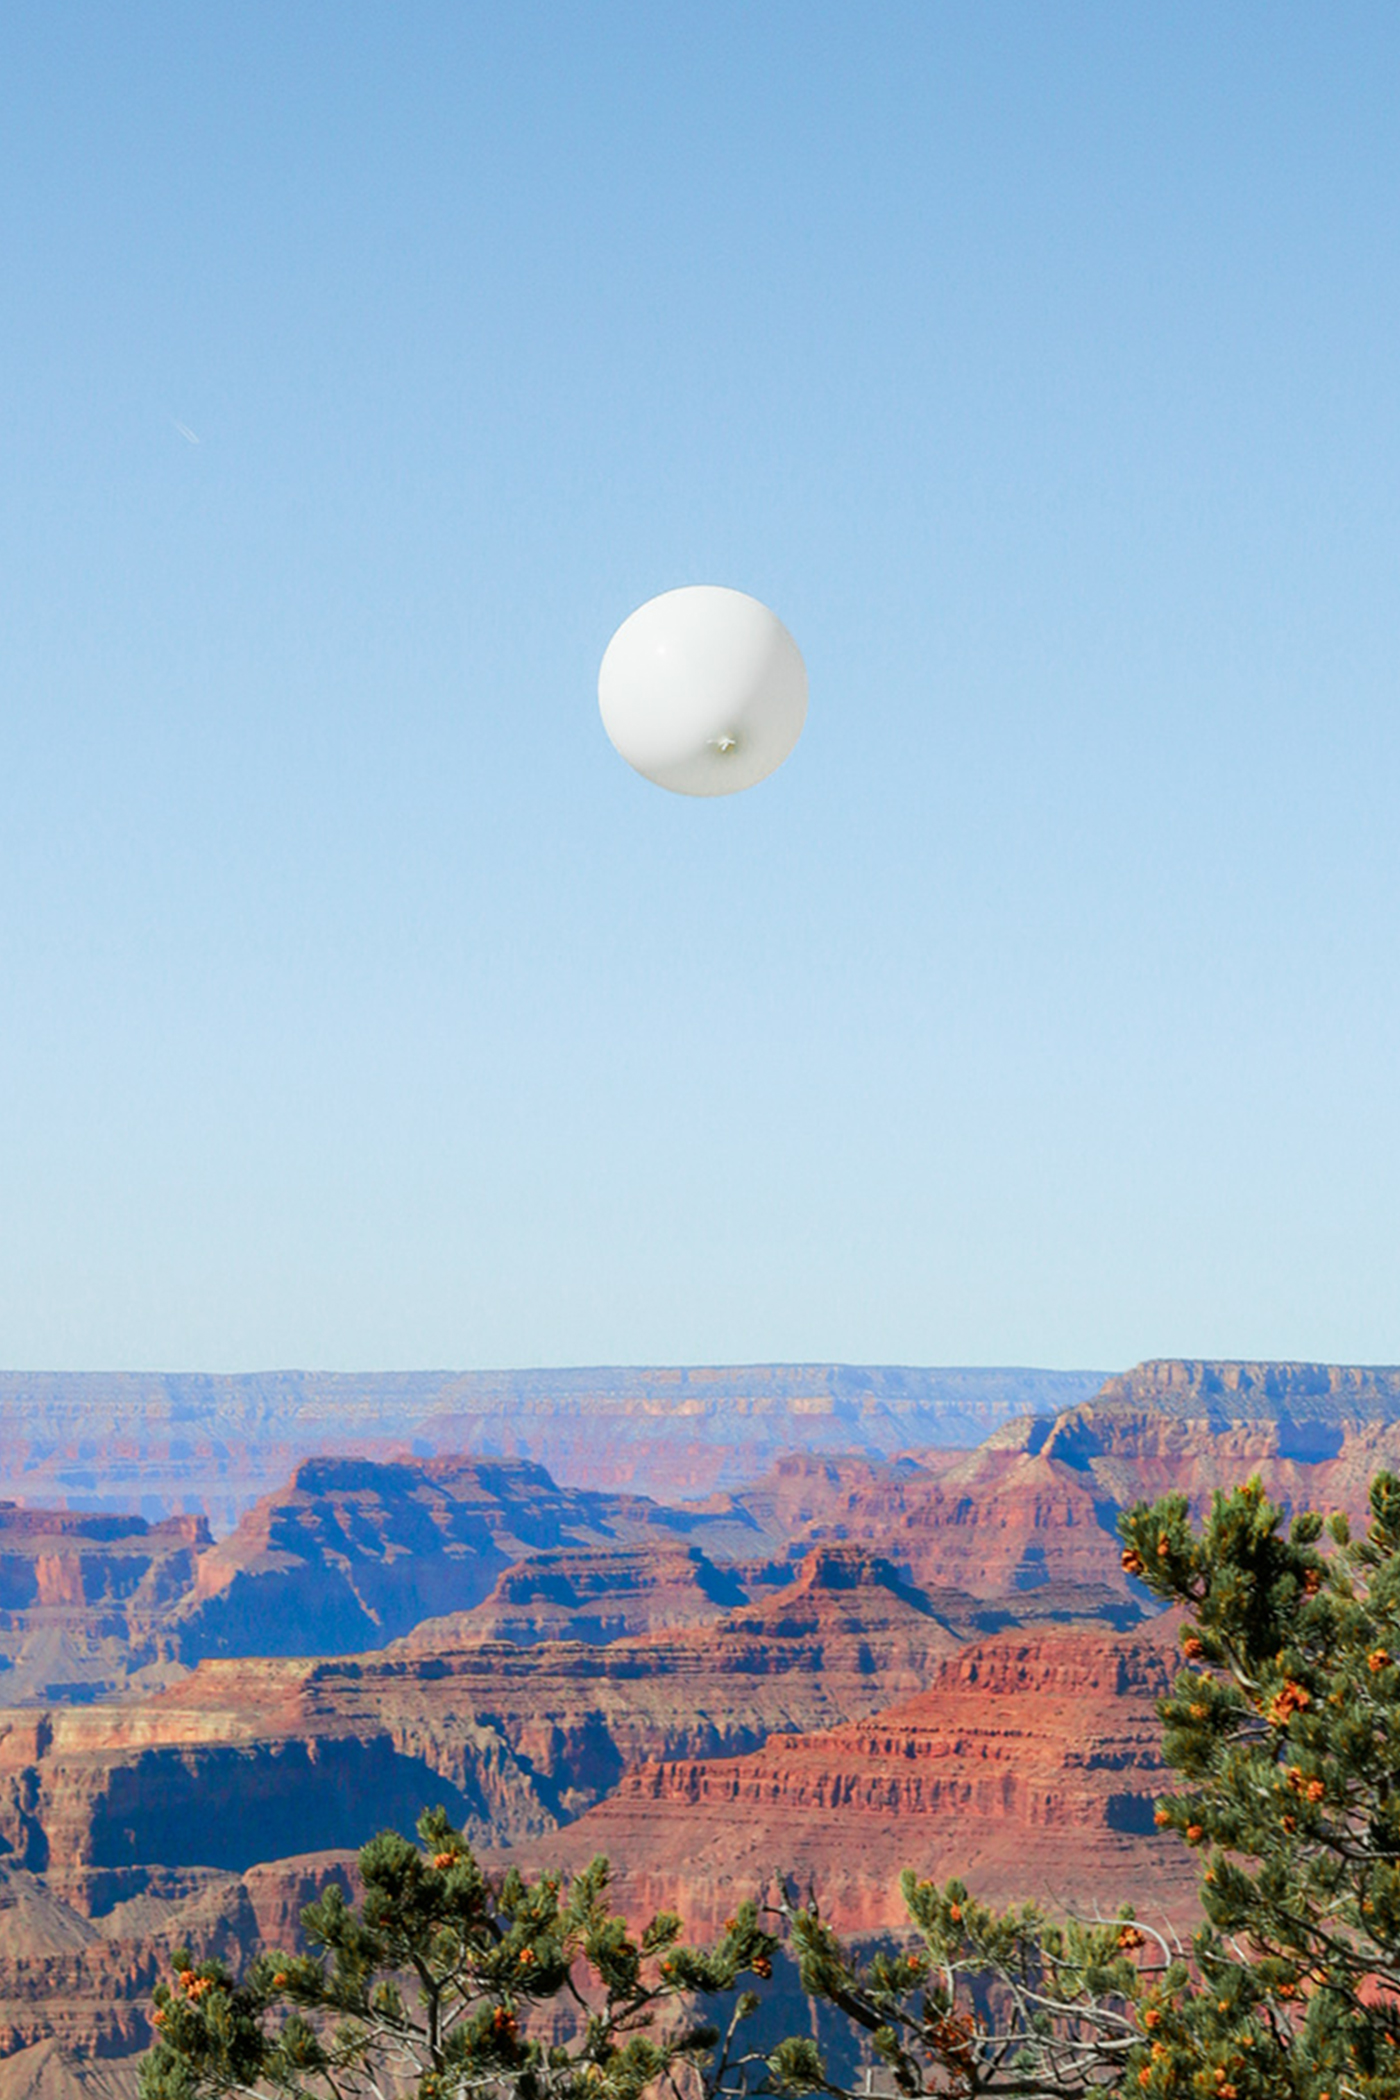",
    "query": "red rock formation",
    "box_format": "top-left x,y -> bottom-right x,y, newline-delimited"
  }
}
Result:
13,1359 -> 1397,1692
993,1394 -> 1400,1534
711,1449 -> 1141,1613
1092,1360 -> 1400,1424
0,1437 -> 1150,1707
177,1440 -> 1153,1677
714,1382 -> 1400,1621
0,1609 -> 1203,2100
0,1851 -> 357,2090
175,1456 -> 764,1662
515,1623 -> 1199,1938
0,1550 -> 958,1893
17,1361 -> 1400,2100
0,1368 -> 1101,1523
0,1620 -> 1200,2100
0,1511 -> 209,1706
437,1547 -> 748,1645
